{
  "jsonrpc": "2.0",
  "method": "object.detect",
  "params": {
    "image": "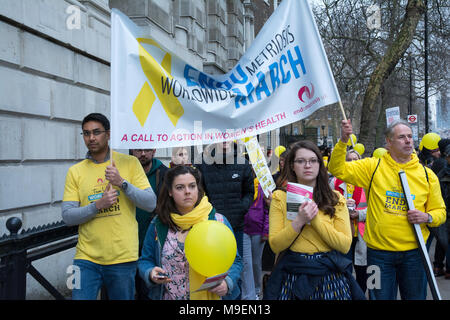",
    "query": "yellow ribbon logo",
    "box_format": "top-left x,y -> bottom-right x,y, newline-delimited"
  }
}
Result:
347,184 -> 355,198
132,38 -> 184,127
